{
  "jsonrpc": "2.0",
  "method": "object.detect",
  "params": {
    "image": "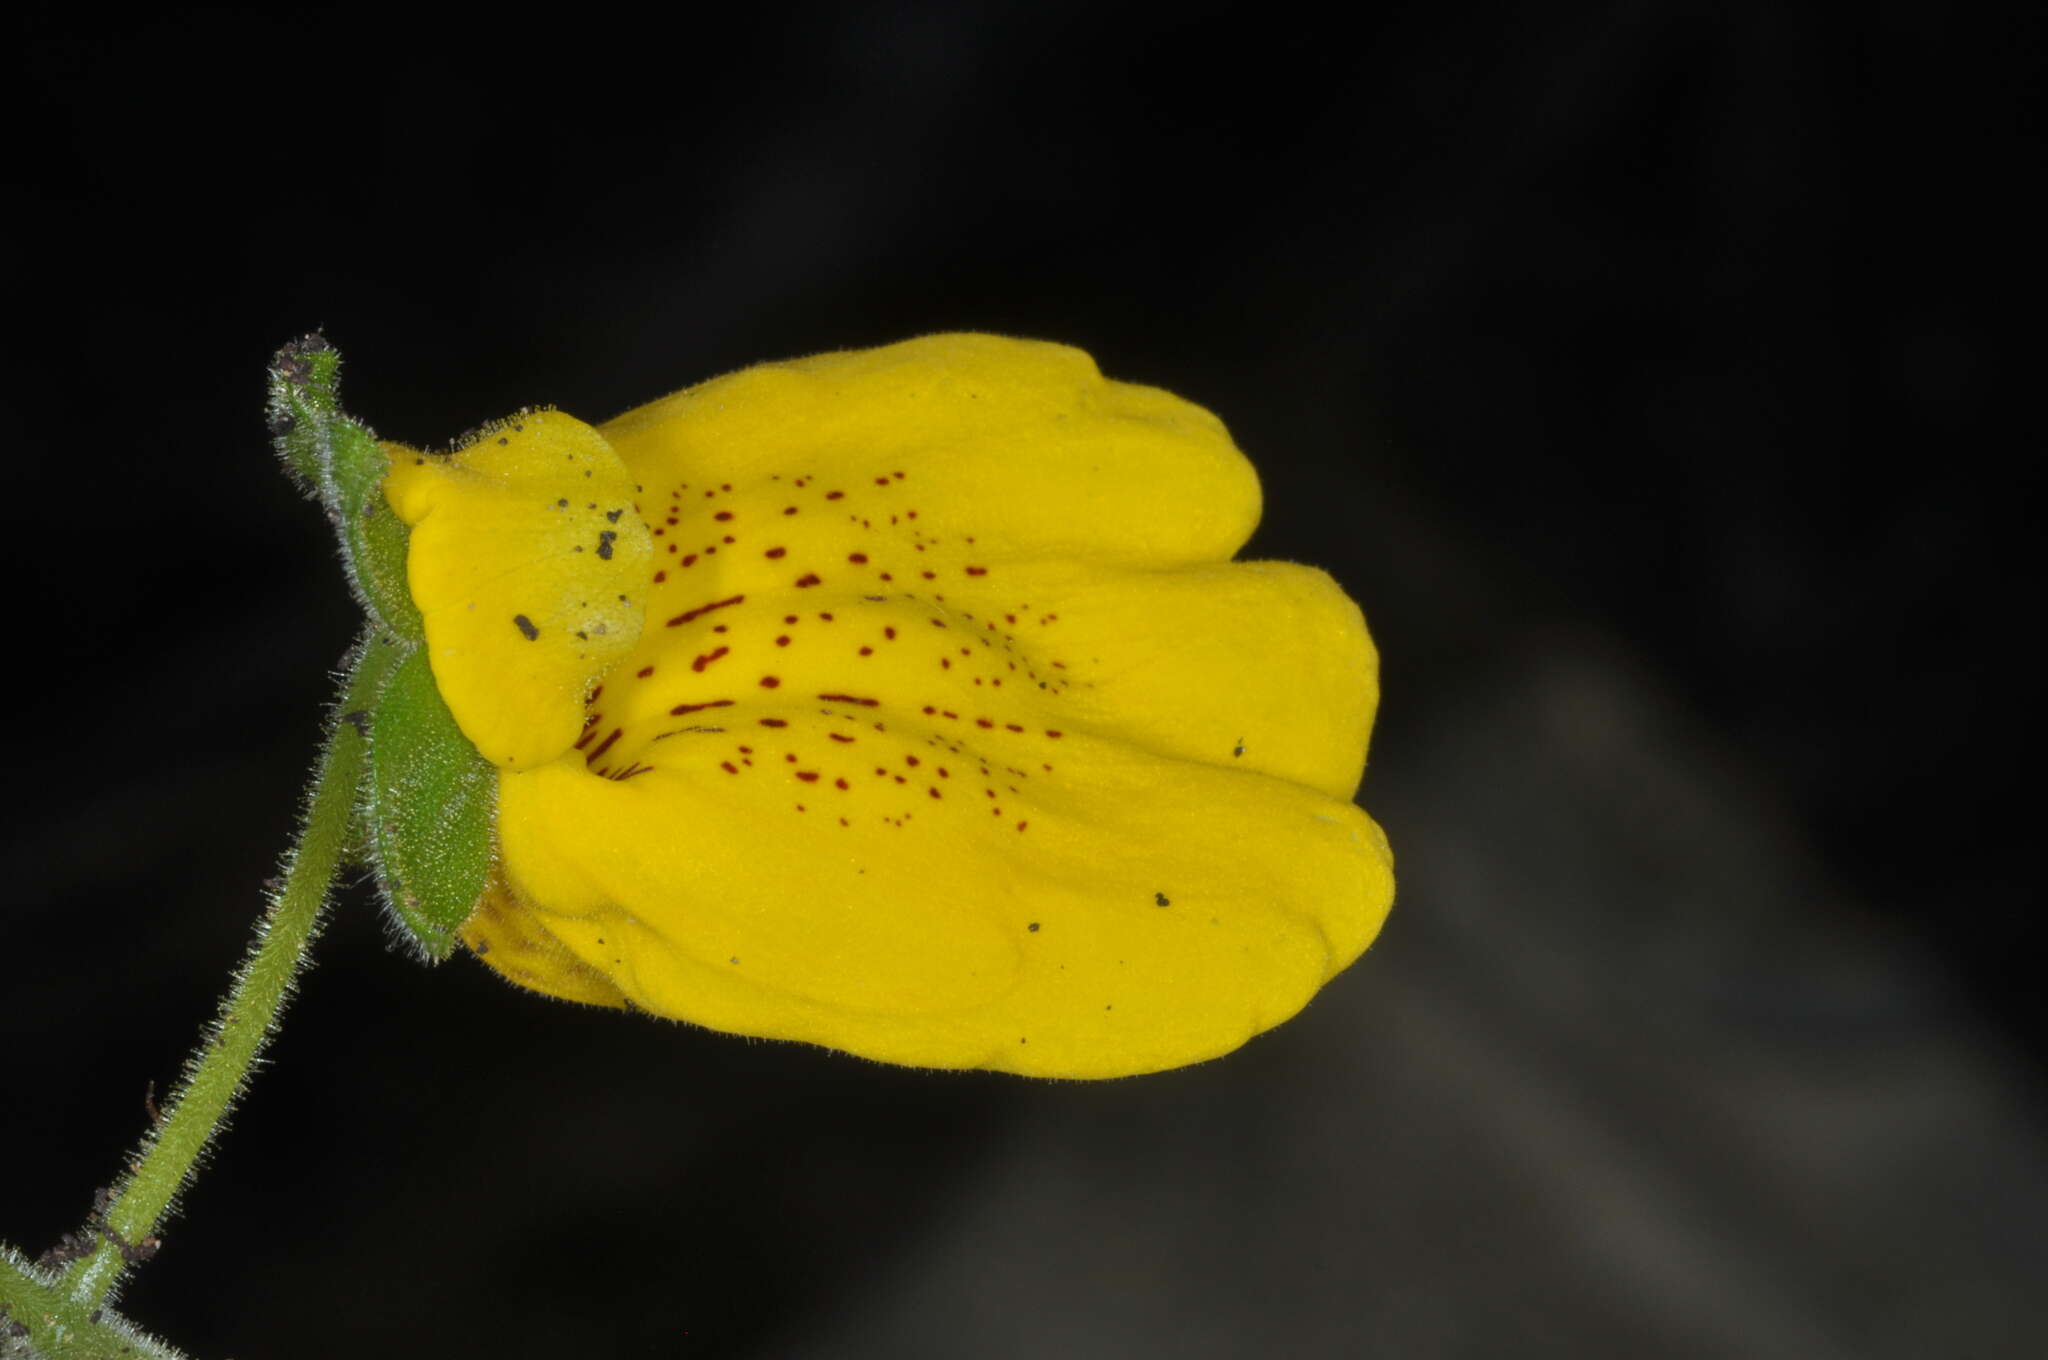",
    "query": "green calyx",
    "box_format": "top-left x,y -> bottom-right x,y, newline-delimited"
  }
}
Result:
367,649 -> 497,960
267,335 -> 424,642
269,336 -> 495,962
